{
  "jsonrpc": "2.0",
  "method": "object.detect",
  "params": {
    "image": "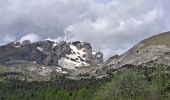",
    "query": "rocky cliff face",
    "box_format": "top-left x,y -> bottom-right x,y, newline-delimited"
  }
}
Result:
1,32 -> 170,80
69,32 -> 170,79
0,40 -> 103,78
